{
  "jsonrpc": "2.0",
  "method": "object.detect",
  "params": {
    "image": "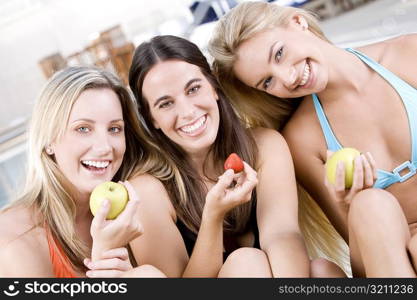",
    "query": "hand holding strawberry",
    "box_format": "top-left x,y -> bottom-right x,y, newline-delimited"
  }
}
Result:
224,153 -> 244,173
